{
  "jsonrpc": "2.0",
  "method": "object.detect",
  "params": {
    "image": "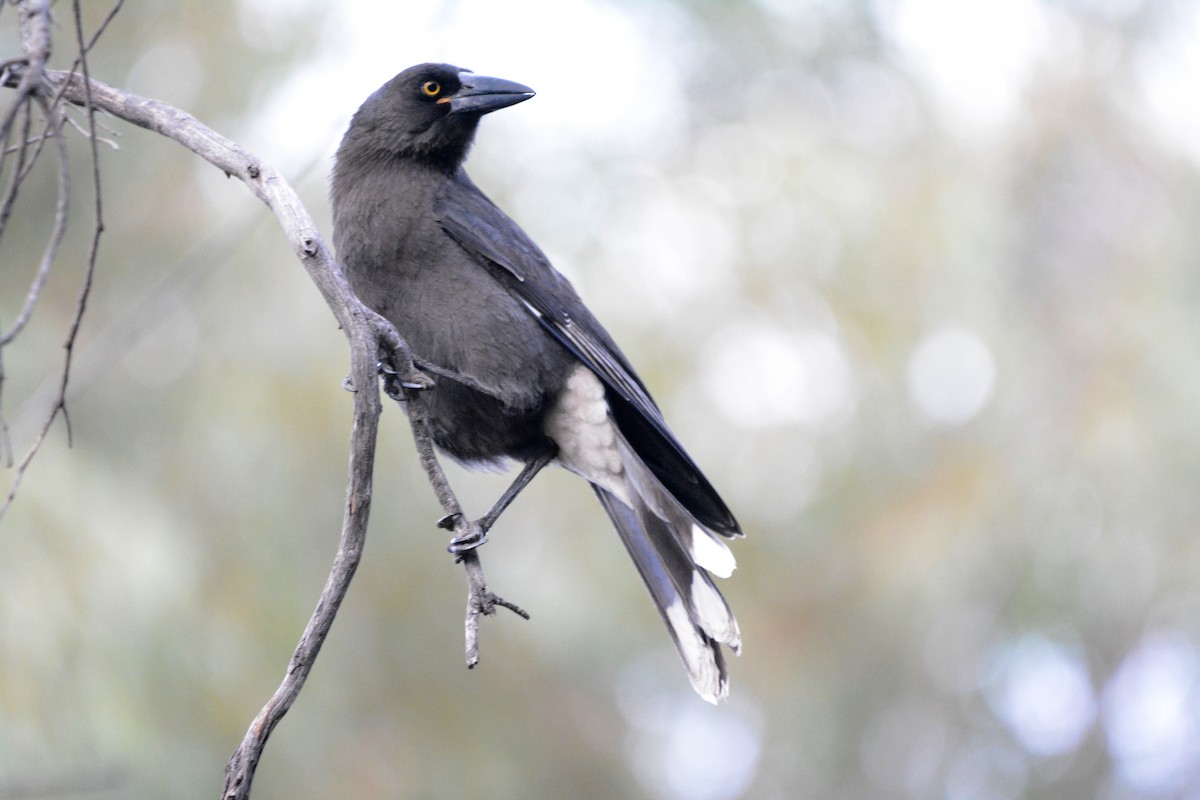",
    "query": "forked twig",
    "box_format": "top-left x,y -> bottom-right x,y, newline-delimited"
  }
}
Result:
390,385 -> 531,668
